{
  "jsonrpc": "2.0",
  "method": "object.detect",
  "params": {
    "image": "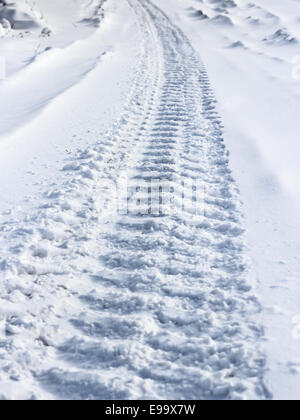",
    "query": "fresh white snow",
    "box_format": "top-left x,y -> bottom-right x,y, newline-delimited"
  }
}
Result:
0,0 -> 299,400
